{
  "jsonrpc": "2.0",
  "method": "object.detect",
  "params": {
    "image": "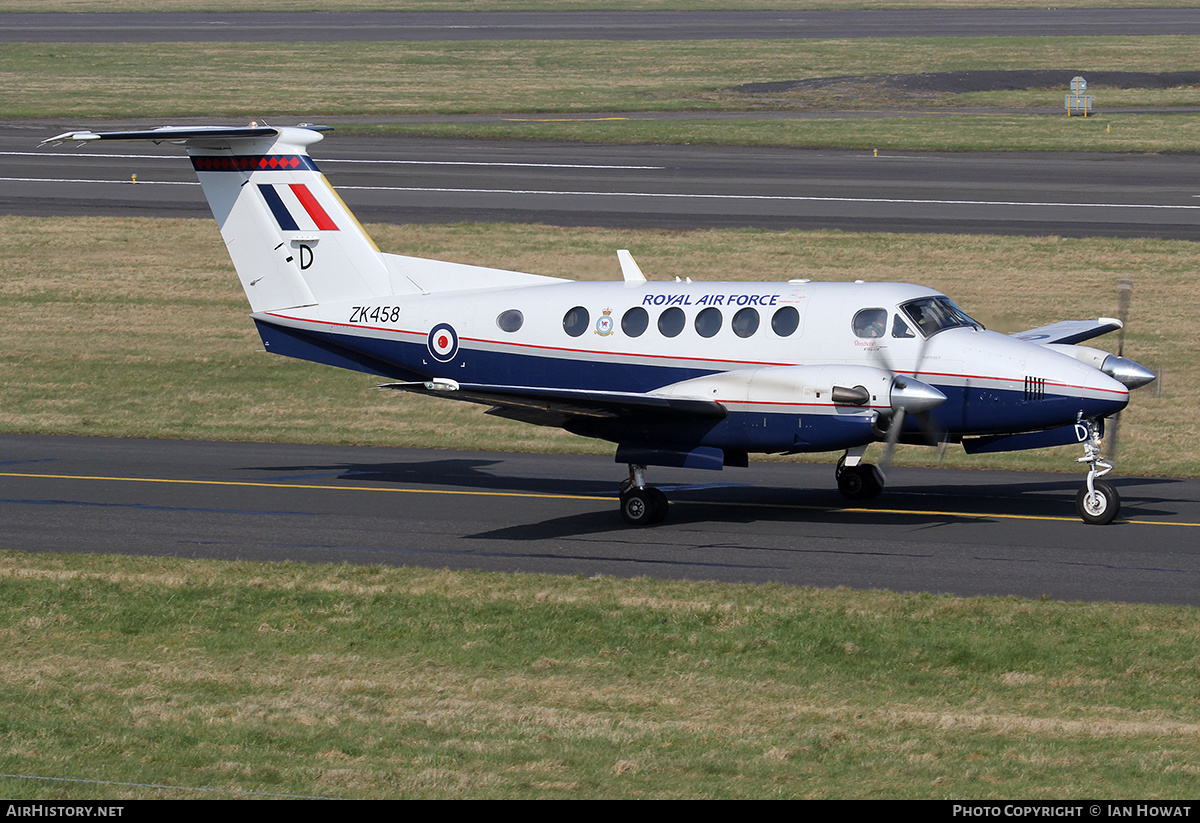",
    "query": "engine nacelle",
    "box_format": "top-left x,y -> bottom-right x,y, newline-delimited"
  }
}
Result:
1045,344 -> 1156,389
651,364 -> 945,414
